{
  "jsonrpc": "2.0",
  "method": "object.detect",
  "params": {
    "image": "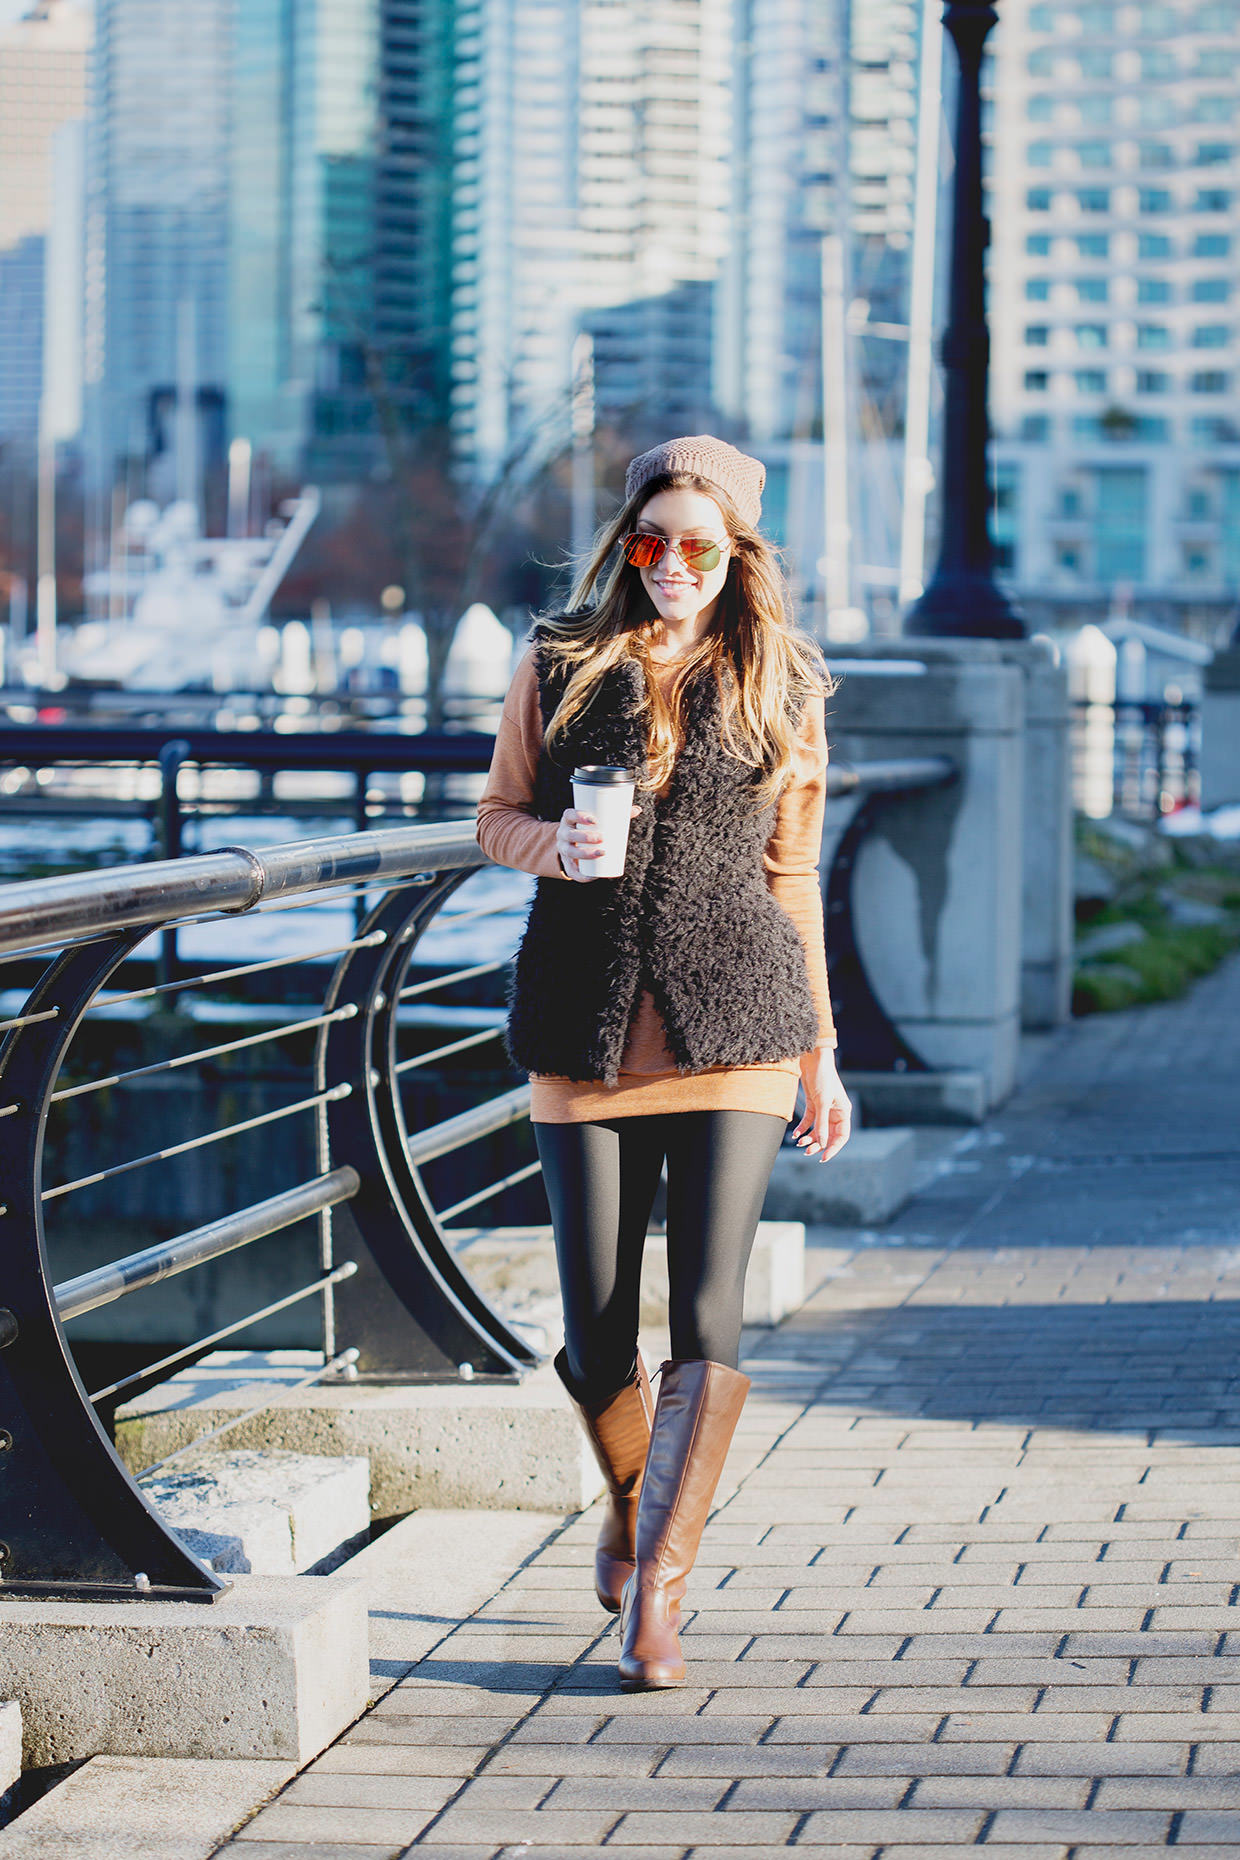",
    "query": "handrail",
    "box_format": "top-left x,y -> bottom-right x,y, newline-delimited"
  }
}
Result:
0,820 -> 486,958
